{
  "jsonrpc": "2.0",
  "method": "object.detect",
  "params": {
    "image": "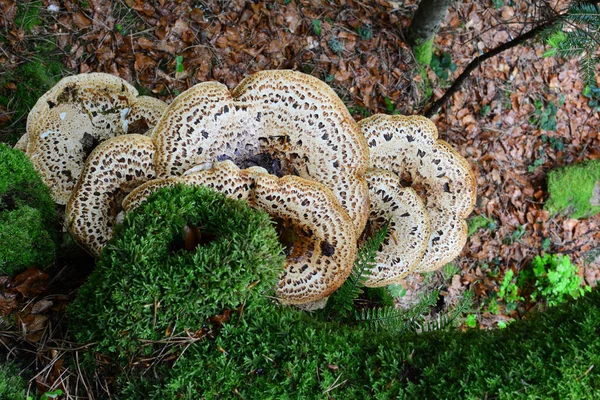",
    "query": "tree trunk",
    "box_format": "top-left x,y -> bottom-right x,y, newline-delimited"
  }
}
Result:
409,0 -> 454,46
